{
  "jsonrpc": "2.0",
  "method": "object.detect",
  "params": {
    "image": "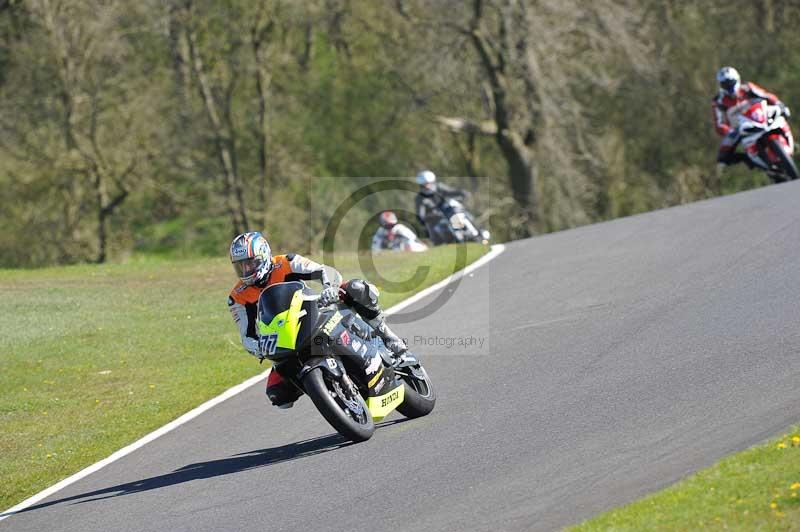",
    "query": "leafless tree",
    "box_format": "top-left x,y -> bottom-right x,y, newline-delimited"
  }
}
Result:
249,0 -> 320,229
19,0 -> 161,262
400,0 -> 651,235
169,0 -> 251,236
